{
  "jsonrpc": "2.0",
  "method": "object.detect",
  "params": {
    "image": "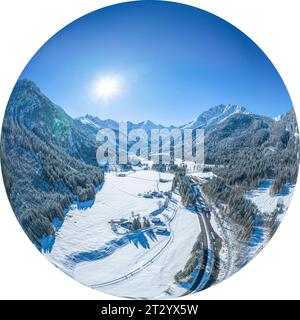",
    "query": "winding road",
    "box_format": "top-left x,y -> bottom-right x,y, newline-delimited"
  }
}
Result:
182,177 -> 216,295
